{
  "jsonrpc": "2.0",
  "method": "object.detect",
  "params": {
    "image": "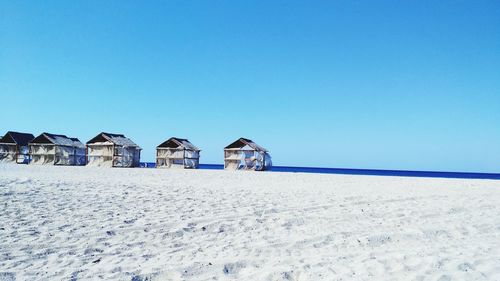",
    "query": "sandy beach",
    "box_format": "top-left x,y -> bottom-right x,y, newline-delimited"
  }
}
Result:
1,164 -> 500,280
